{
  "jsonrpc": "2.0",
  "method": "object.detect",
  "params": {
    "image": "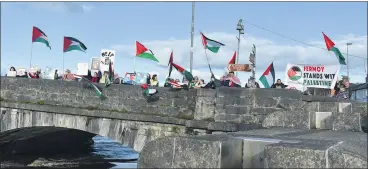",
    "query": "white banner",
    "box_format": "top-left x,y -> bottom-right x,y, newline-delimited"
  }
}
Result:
43,67 -> 56,80
100,49 -> 115,73
284,64 -> 340,91
77,63 -> 89,76
16,68 -> 26,76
